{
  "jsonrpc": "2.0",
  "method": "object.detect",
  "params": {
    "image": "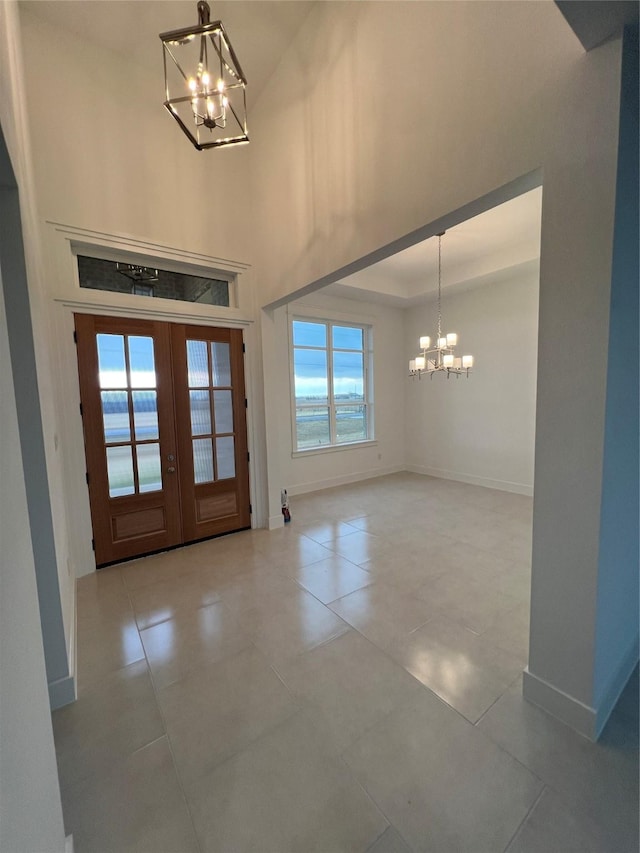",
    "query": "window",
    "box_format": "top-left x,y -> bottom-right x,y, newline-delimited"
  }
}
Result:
77,255 -> 232,307
291,318 -> 373,451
